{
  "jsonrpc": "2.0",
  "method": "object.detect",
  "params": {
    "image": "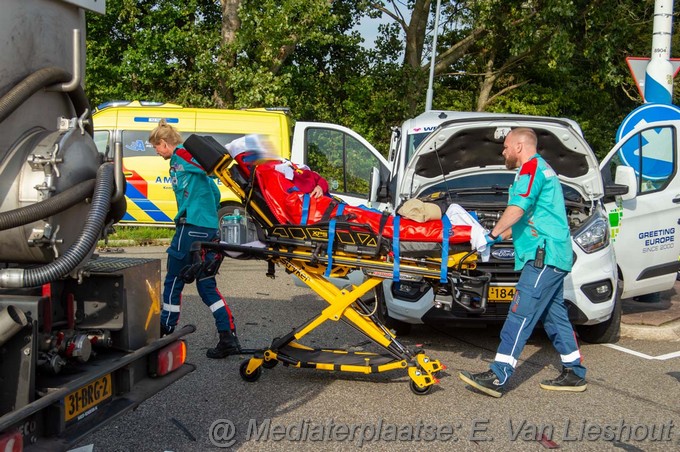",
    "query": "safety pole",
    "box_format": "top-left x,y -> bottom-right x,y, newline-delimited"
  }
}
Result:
425,0 -> 442,111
